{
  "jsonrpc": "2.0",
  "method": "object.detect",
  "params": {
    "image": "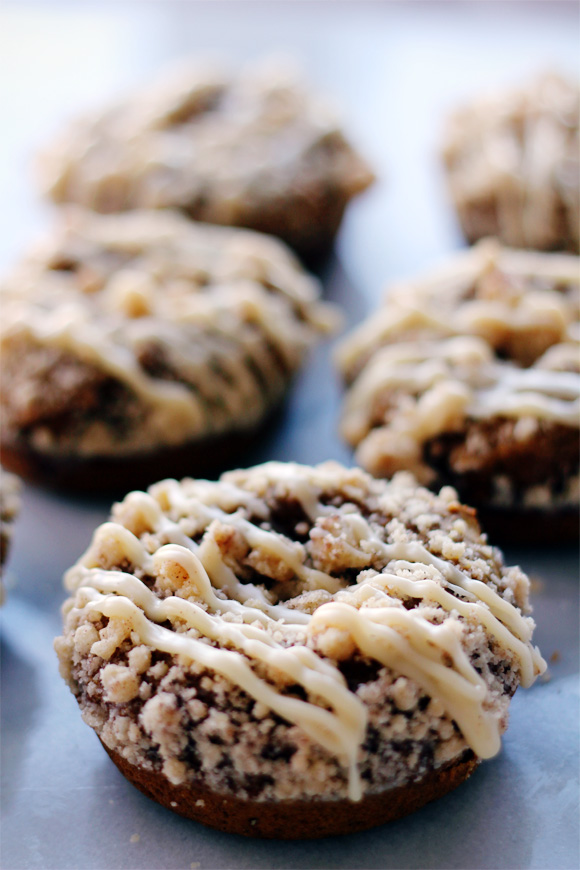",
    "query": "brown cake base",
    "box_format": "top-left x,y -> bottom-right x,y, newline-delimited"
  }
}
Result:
0,413 -> 282,495
101,742 -> 479,839
456,203 -> 579,255
212,191 -> 349,269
